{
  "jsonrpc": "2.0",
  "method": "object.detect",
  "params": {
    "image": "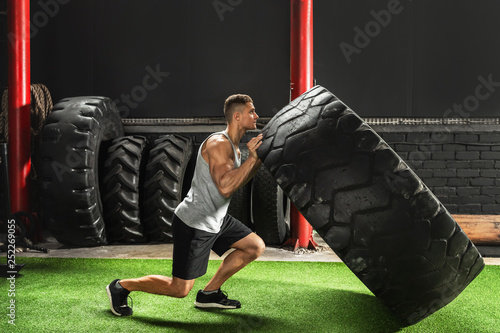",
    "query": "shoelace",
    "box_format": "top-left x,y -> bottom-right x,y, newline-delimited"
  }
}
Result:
218,290 -> 240,306
119,293 -> 133,310
219,290 -> 229,299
